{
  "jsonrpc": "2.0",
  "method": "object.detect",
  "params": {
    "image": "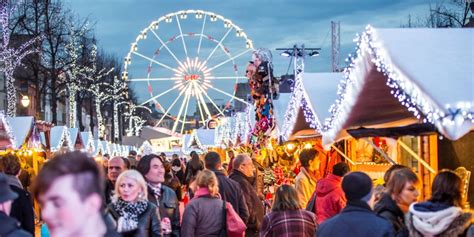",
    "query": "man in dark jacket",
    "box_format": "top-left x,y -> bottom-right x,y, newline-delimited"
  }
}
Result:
104,157 -> 127,205
0,173 -> 32,237
204,151 -> 249,223
137,154 -> 180,237
229,154 -> 264,237
317,172 -> 395,237
0,154 -> 34,235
